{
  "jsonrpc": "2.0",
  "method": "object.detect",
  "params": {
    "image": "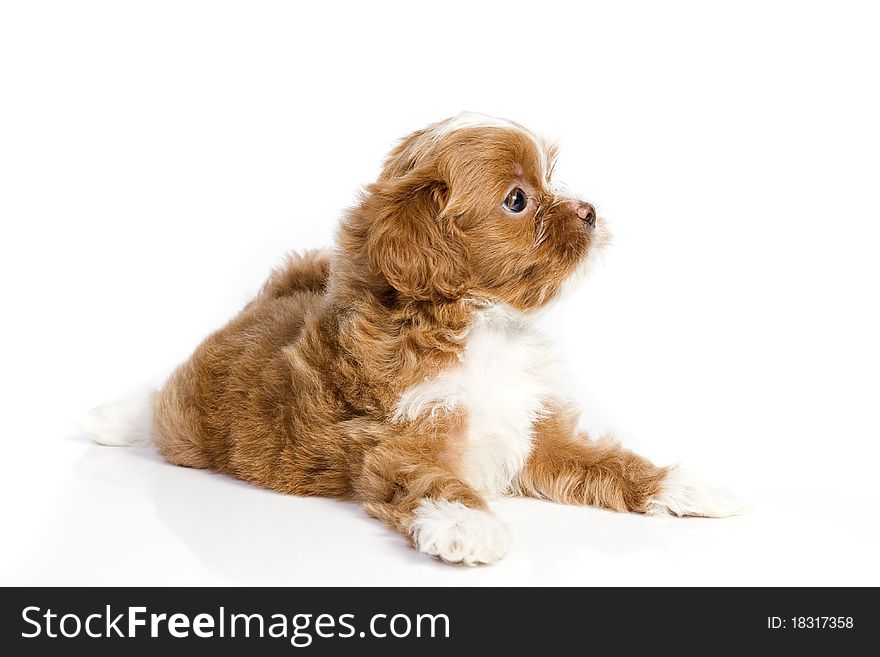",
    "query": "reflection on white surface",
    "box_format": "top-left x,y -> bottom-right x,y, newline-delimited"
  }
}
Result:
4,437 -> 876,586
